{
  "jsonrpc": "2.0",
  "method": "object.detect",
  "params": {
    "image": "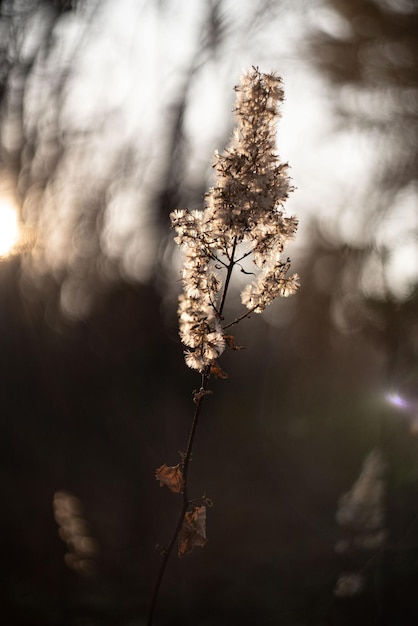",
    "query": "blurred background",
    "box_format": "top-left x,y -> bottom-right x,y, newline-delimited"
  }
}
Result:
1,0 -> 418,624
